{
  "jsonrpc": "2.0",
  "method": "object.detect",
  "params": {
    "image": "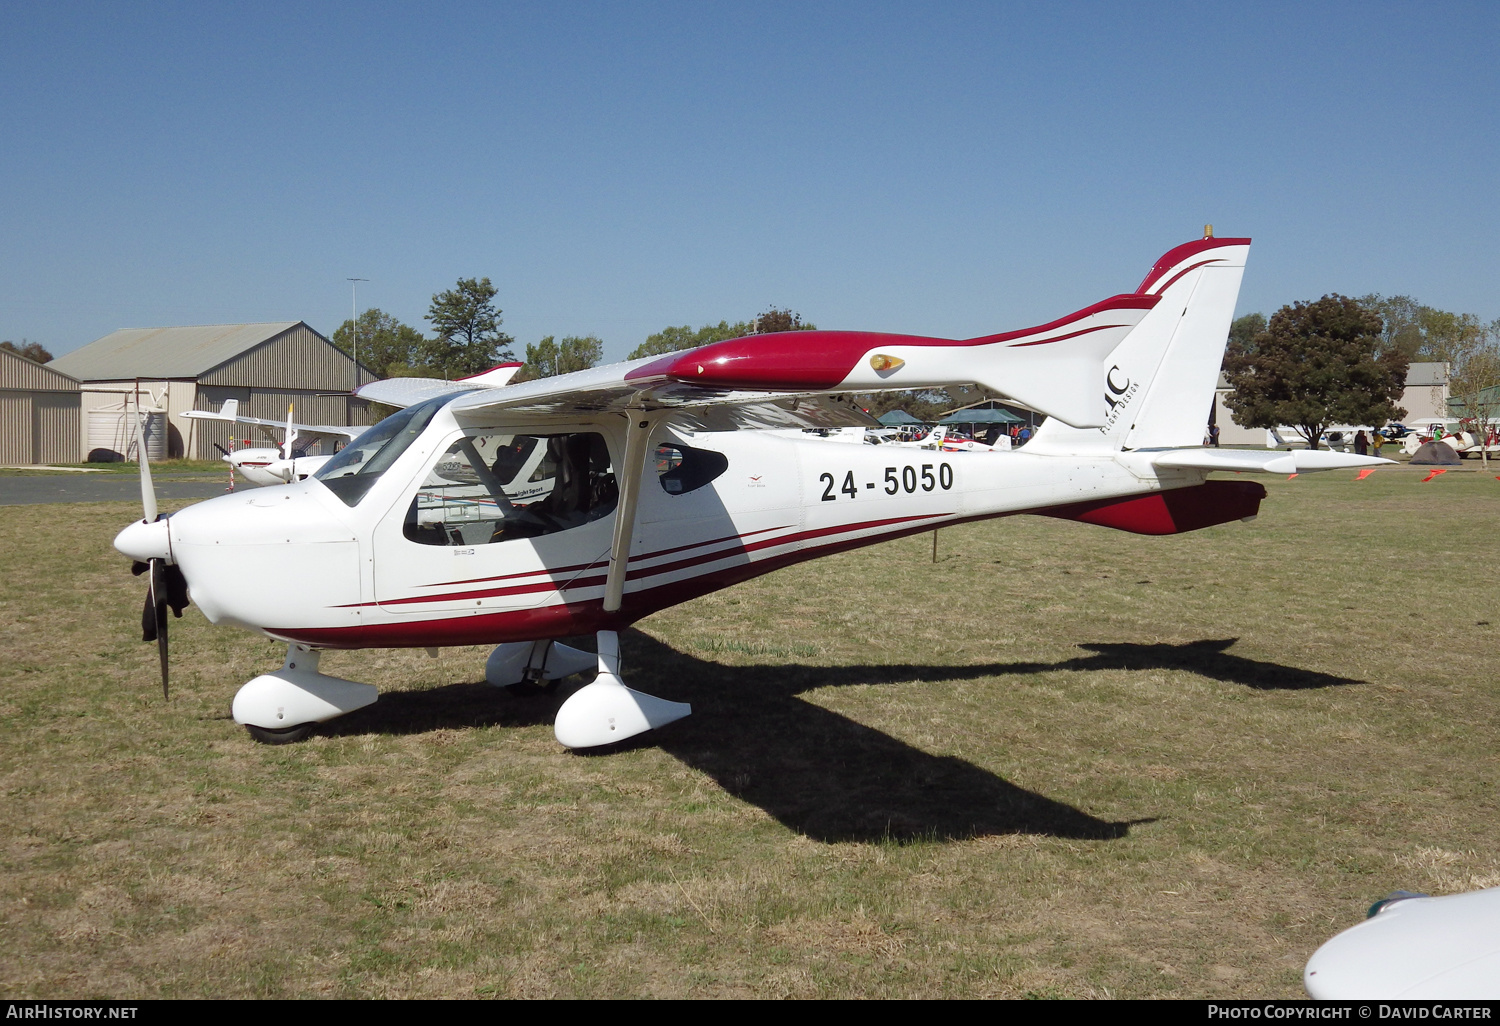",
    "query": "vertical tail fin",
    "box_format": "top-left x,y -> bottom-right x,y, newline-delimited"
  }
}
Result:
1027,235 -> 1250,454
